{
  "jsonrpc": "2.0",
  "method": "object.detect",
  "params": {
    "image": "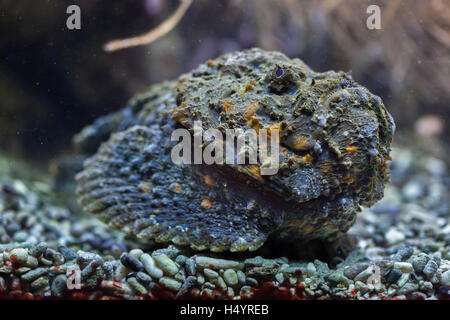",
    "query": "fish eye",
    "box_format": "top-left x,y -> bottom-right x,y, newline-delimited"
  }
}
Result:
273,67 -> 286,79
